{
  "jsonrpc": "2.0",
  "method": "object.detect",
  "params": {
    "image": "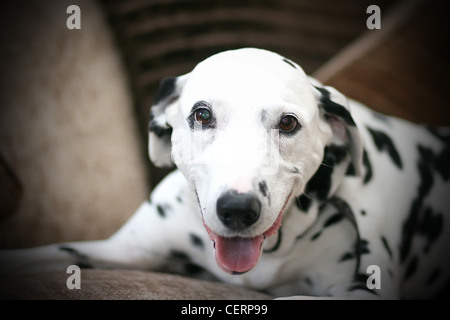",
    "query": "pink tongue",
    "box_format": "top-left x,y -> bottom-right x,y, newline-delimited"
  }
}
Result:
214,234 -> 264,274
